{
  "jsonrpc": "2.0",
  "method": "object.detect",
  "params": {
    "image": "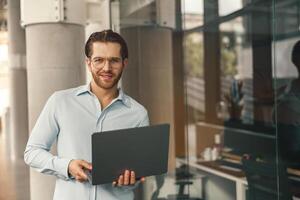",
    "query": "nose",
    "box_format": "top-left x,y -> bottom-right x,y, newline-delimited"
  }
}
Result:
102,59 -> 111,71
